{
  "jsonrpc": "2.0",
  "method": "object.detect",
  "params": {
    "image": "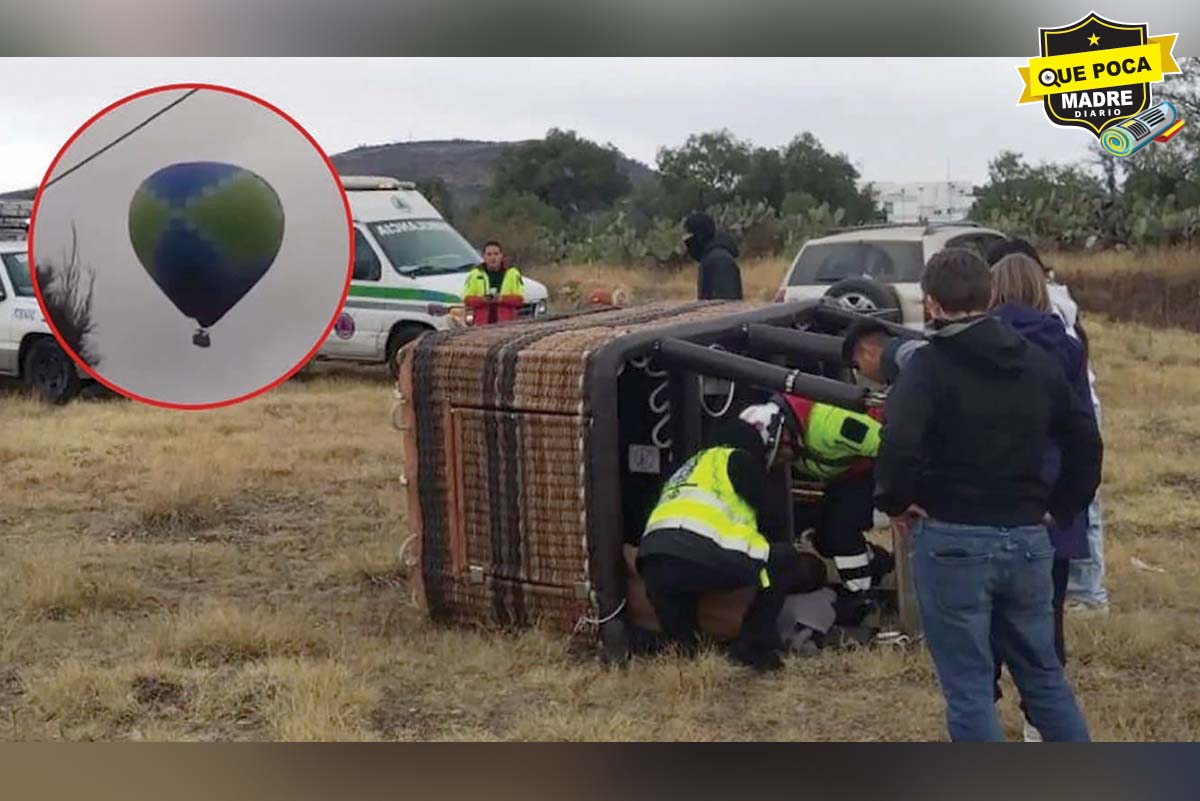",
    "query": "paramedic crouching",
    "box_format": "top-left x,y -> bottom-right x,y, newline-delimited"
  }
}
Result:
637,404 -> 826,672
